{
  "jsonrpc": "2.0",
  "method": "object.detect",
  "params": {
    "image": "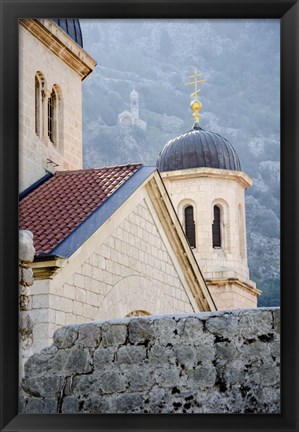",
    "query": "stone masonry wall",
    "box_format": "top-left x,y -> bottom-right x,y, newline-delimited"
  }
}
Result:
36,198 -> 195,346
20,308 -> 280,414
19,25 -> 83,191
19,230 -> 36,377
